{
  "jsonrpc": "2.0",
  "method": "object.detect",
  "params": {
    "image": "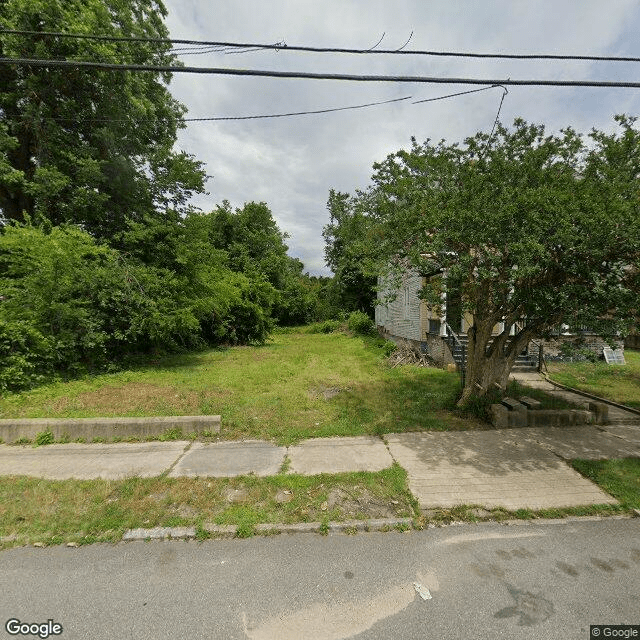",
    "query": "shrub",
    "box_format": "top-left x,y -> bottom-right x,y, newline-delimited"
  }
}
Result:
0,319 -> 54,391
308,320 -> 341,334
347,311 -> 376,336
